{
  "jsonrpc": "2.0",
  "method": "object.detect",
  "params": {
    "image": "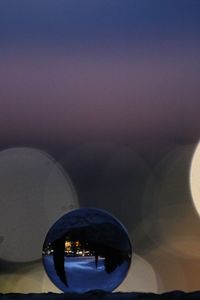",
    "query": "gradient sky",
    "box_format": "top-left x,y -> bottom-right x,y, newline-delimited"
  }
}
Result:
1,2 -> 200,292
0,0 -> 200,155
